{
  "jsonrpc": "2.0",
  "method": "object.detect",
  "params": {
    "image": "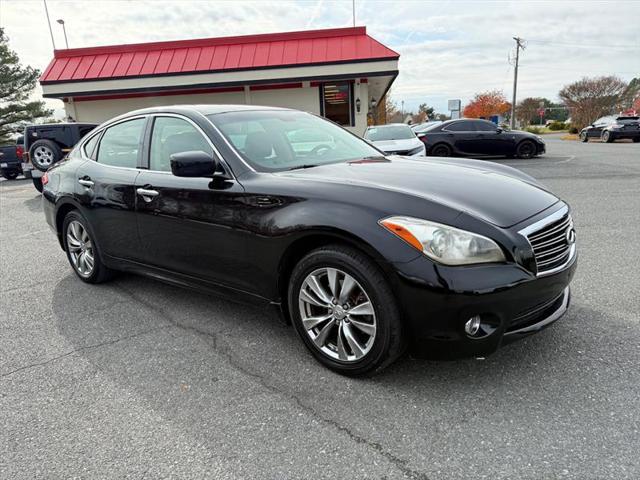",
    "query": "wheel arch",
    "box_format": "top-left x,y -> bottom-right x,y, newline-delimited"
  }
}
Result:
276,228 -> 398,324
429,142 -> 453,156
54,199 -> 82,249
